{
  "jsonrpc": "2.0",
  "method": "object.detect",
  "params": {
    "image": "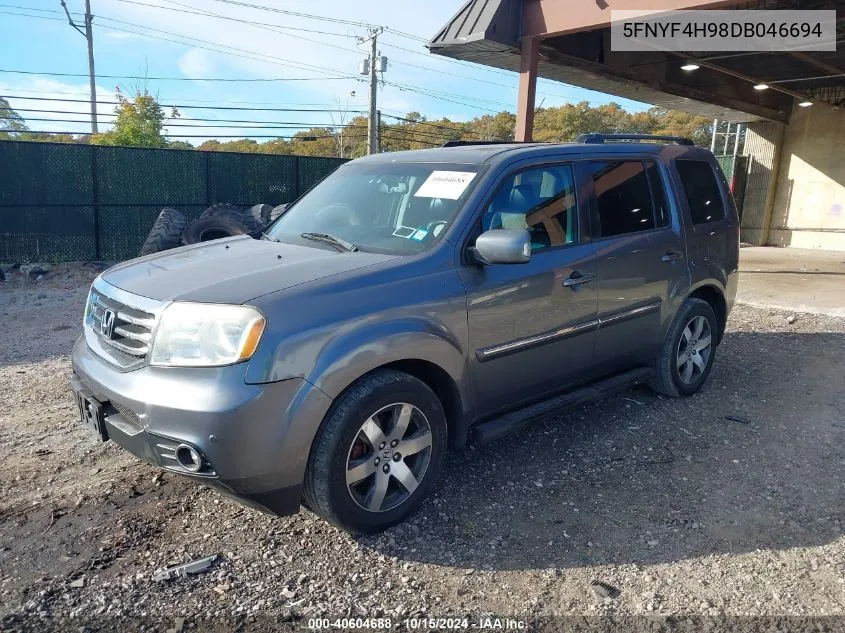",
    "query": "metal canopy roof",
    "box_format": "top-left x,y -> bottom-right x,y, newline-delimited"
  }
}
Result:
429,0 -> 845,123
